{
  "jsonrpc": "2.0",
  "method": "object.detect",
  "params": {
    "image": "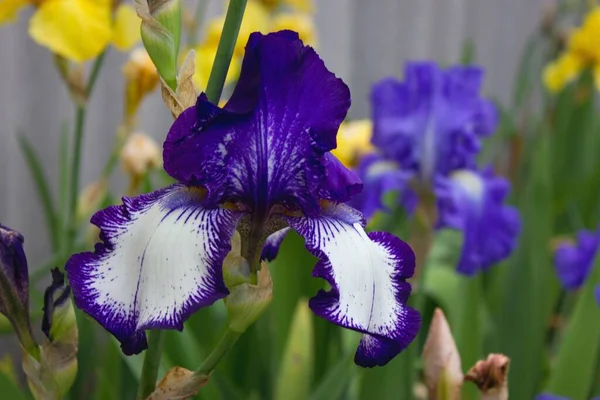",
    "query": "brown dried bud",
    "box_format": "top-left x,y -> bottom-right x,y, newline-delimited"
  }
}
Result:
146,366 -> 208,400
464,353 -> 510,400
160,49 -> 196,119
